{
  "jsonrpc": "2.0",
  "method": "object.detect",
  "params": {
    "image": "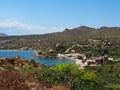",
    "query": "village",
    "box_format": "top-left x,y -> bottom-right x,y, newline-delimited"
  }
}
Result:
57,52 -> 120,69
34,39 -> 120,69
